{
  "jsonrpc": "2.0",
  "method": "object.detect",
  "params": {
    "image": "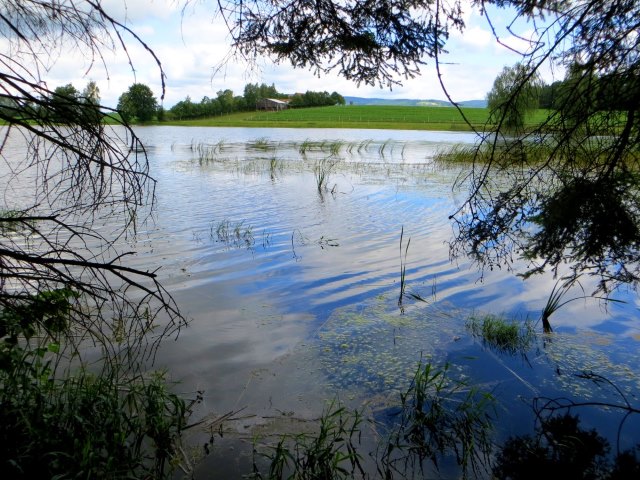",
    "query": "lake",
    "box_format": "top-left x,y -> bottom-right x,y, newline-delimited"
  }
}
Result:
8,125 -> 639,477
